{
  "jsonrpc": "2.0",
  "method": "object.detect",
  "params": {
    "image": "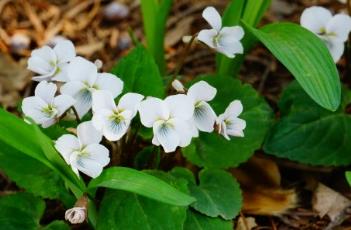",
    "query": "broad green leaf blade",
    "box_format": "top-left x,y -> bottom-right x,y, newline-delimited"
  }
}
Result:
264,81 -> 351,166
0,141 -> 74,205
346,172 -> 351,186
111,45 -> 165,98
183,76 -> 273,168
41,221 -> 70,230
0,193 -> 45,230
188,169 -> 242,220
88,167 -> 196,206
184,210 -> 233,230
97,189 -> 187,230
245,22 -> 341,111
